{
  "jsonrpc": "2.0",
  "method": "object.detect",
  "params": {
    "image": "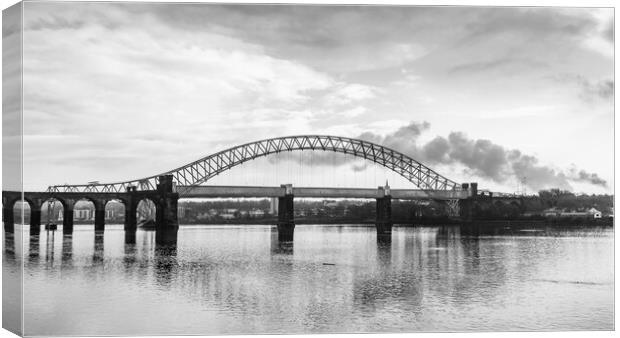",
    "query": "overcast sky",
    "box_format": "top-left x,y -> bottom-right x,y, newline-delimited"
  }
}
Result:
15,3 -> 613,193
